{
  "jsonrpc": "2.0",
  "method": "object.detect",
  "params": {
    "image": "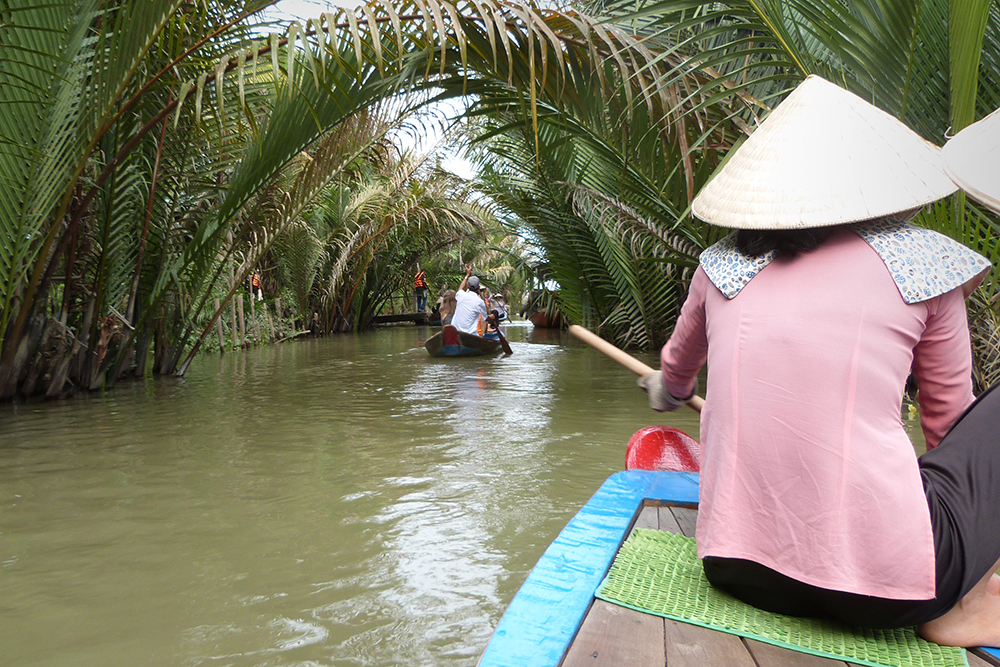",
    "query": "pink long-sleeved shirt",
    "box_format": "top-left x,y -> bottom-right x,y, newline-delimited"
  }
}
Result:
661,228 -> 974,599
